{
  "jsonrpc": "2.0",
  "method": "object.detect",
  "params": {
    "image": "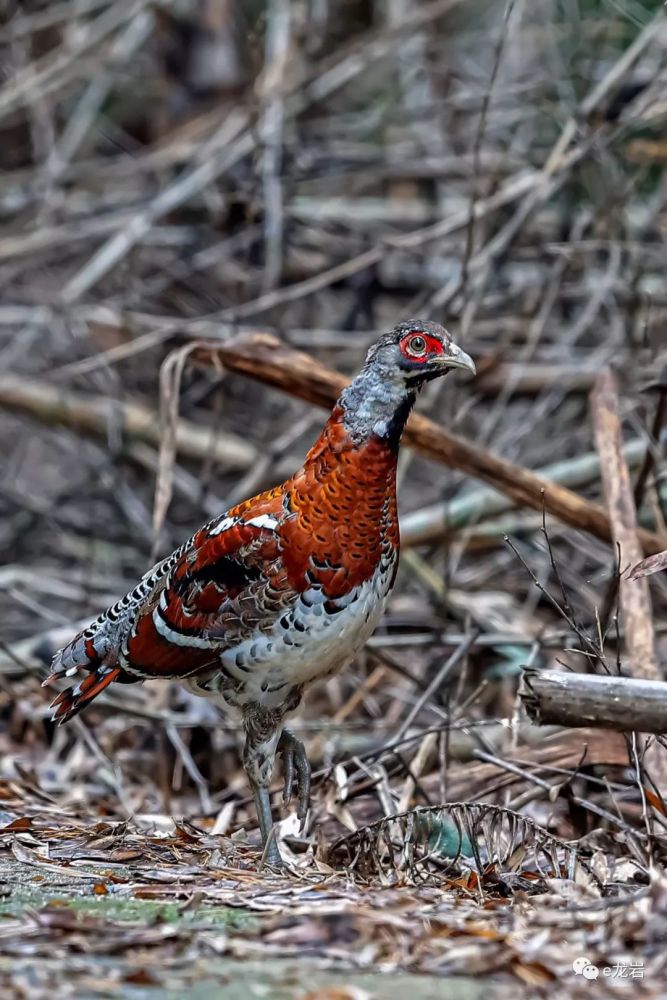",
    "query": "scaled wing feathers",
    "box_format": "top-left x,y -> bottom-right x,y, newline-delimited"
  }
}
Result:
46,503 -> 288,718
